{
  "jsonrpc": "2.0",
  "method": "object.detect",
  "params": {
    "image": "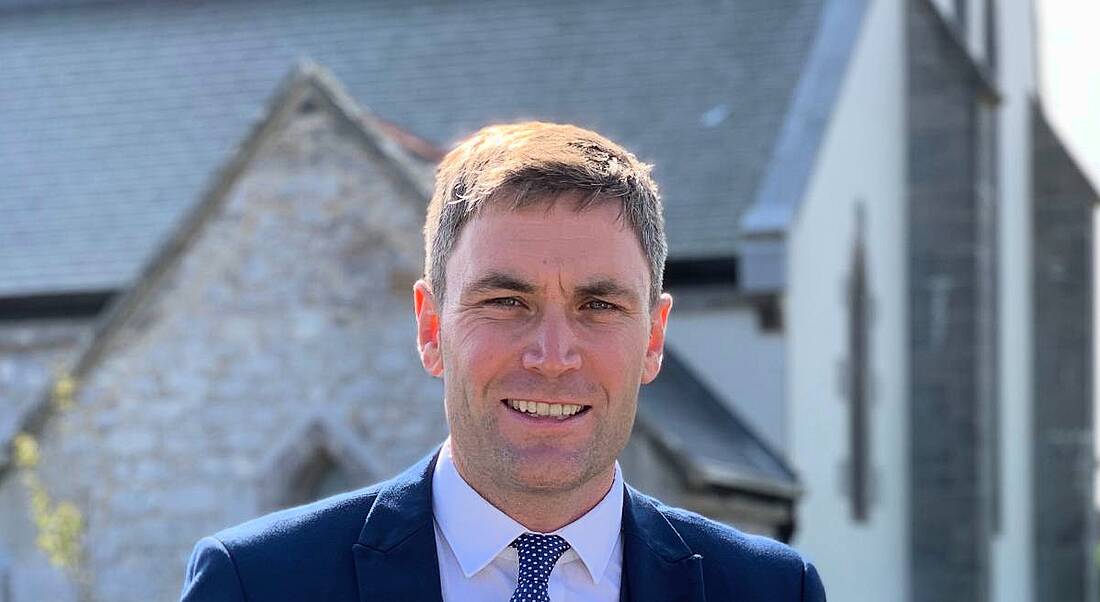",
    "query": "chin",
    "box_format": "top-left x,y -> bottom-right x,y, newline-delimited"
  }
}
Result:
505,455 -> 601,494
513,466 -> 578,486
